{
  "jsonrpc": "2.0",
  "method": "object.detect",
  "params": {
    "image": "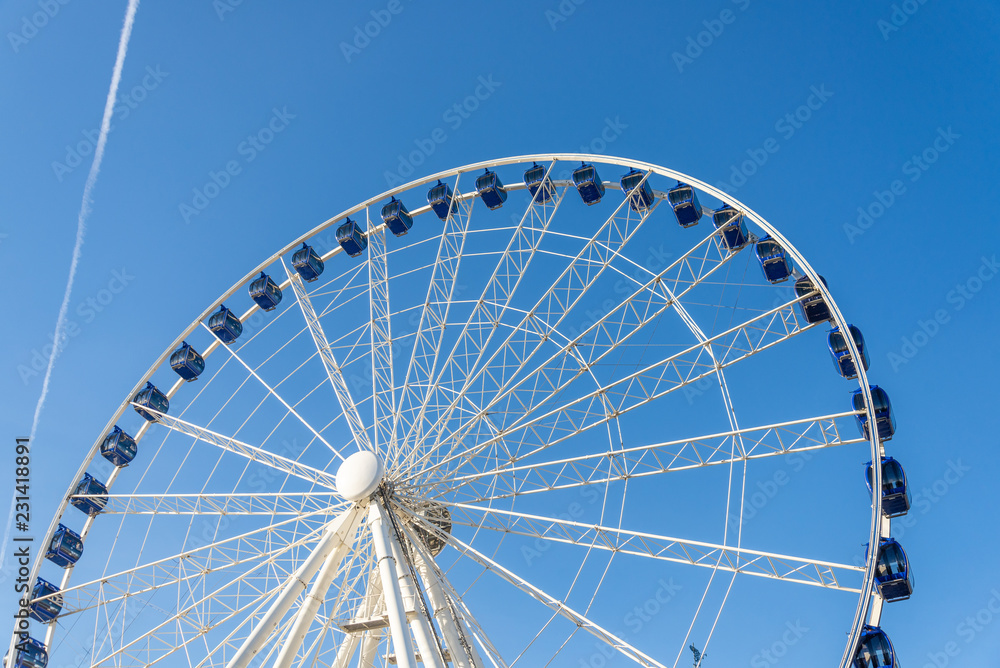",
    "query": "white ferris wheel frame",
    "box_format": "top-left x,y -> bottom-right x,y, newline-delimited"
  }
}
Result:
12,154 -> 890,668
